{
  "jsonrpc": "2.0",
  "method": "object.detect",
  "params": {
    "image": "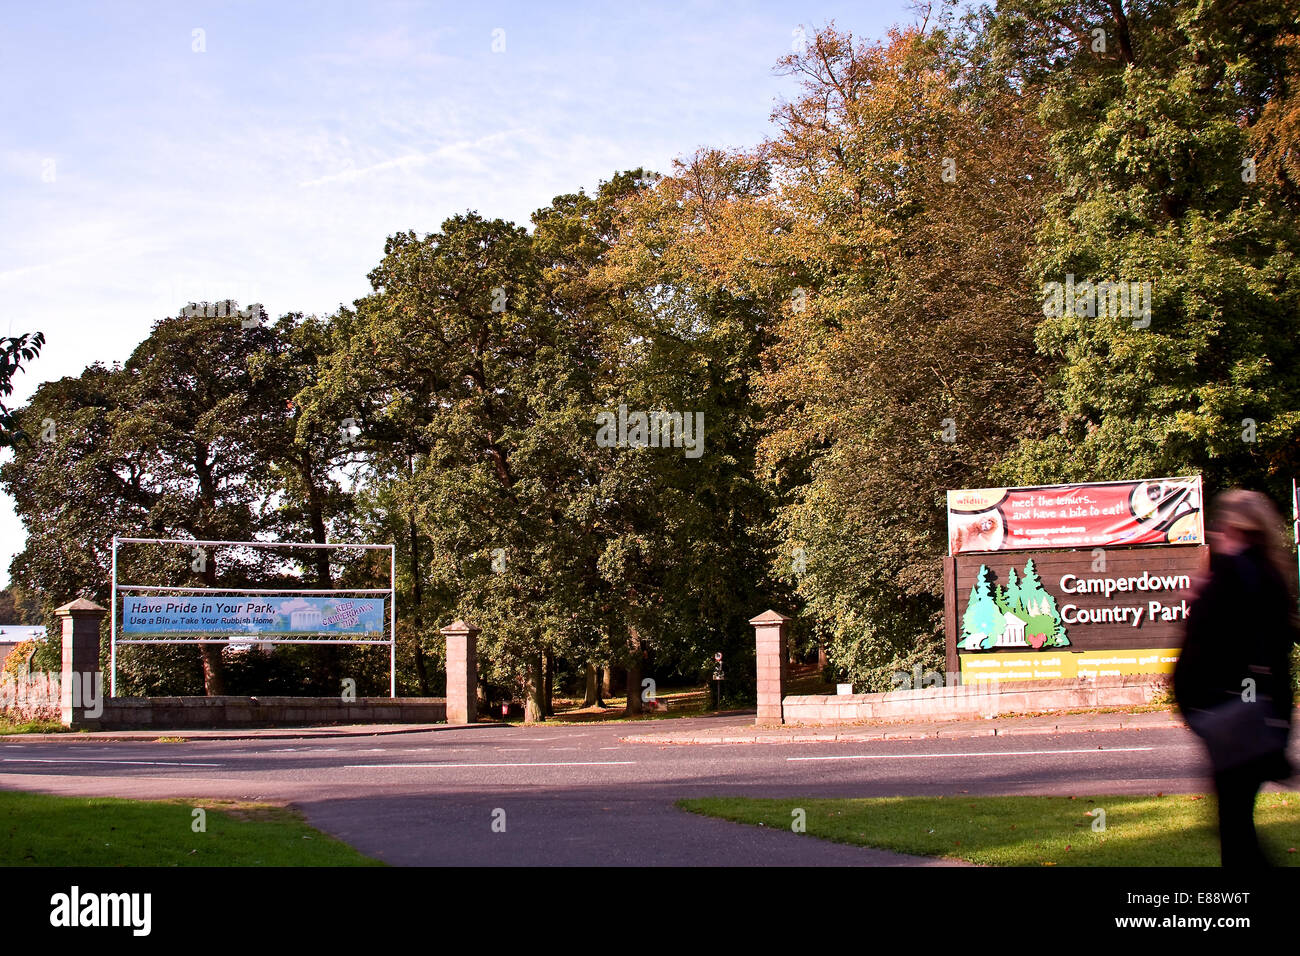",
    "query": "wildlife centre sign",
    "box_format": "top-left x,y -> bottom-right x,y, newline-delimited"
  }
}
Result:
943,478 -> 1207,683
947,476 -> 1203,553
